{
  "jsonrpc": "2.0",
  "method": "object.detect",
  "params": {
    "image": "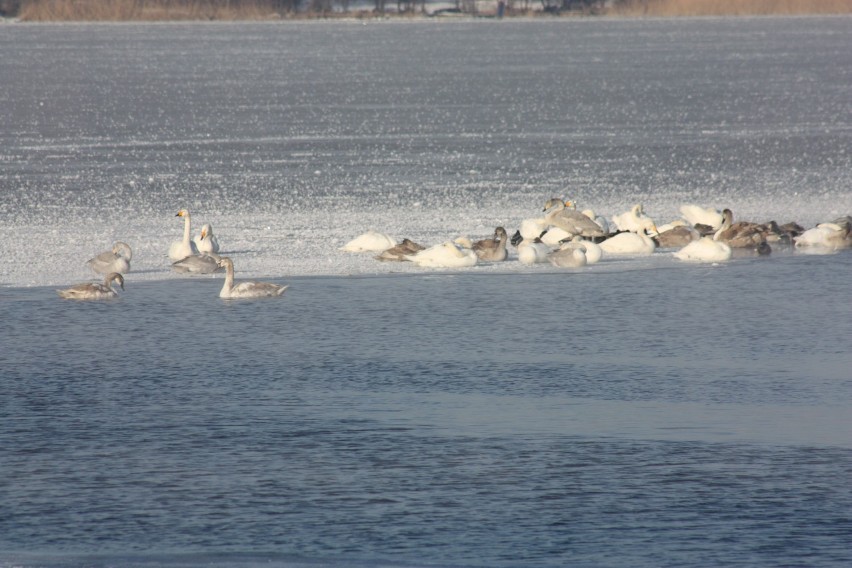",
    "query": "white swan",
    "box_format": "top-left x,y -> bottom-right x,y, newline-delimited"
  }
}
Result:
58,272 -> 124,300
169,209 -> 199,261
172,252 -> 223,274
611,204 -> 657,235
340,230 -> 396,253
517,238 -> 551,265
582,209 -> 610,235
548,244 -> 587,268
795,221 -> 851,251
217,257 -> 287,299
680,204 -> 724,230
513,218 -> 571,247
87,241 -> 132,275
673,219 -> 734,262
599,230 -> 657,255
543,198 -> 606,239
193,223 -> 220,254
472,227 -> 509,262
405,240 -> 478,268
566,236 -> 602,264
